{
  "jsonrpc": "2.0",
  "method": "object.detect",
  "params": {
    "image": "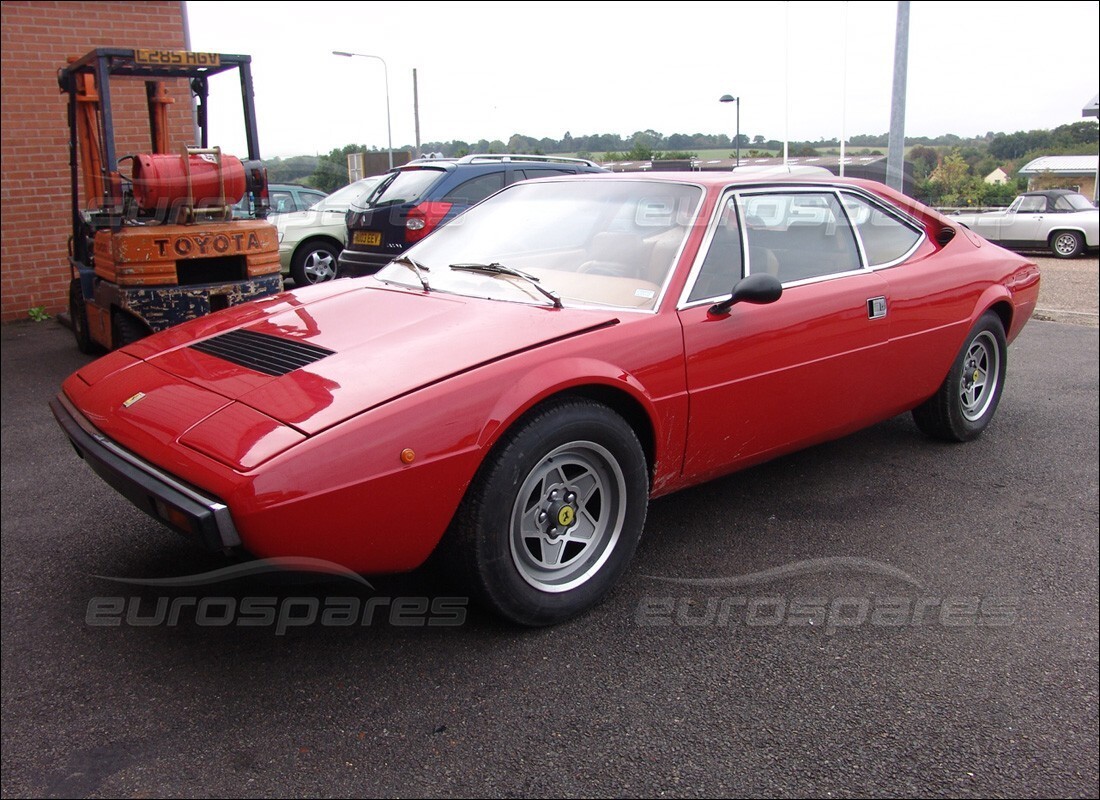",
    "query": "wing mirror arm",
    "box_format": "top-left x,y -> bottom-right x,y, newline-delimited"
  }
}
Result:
708,273 -> 783,317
